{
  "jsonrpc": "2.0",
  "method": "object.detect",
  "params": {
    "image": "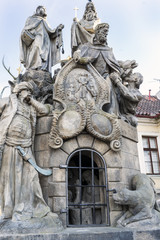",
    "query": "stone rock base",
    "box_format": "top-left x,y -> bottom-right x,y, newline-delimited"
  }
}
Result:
0,227 -> 160,240
0,213 -> 63,235
121,210 -> 160,229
